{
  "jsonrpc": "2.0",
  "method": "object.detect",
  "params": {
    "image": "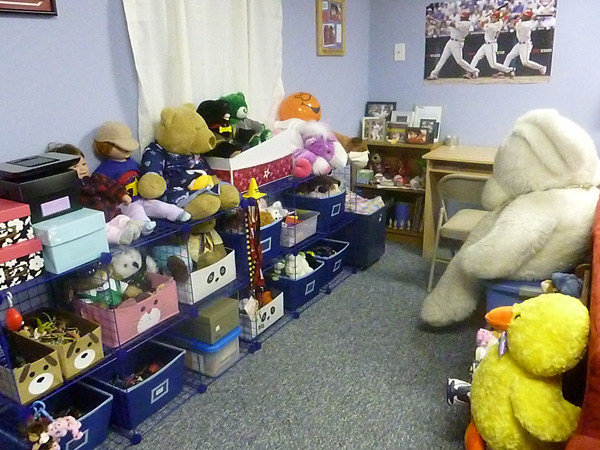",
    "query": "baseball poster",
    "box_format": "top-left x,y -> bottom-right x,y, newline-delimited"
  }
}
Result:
424,1 -> 557,84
